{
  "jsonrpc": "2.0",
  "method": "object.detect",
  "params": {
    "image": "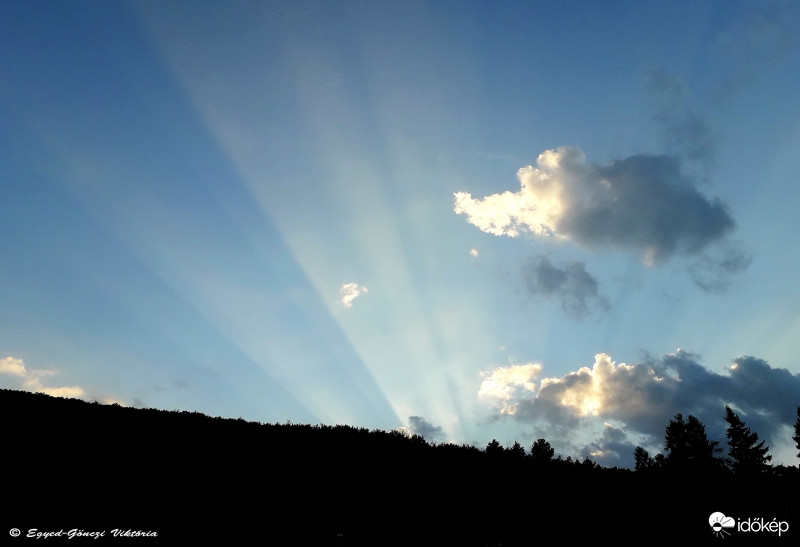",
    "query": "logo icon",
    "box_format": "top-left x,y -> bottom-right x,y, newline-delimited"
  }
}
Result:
709,512 -> 735,538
